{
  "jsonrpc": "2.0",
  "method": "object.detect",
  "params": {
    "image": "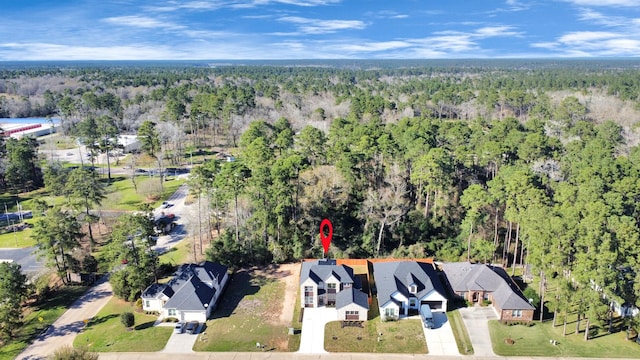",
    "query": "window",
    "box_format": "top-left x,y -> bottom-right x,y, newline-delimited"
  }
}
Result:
168,308 -> 176,316
304,286 -> 314,307
327,283 -> 337,293
345,310 -> 359,320
409,284 -> 417,294
385,308 -> 396,318
511,309 -> 522,318
144,300 -> 150,308
409,298 -> 417,307
342,282 -> 352,289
